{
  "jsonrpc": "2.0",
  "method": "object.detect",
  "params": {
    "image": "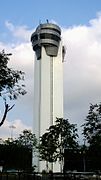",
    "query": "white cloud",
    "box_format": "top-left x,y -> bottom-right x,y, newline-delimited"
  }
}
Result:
0,119 -> 32,140
62,12 -> 101,128
5,21 -> 34,41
